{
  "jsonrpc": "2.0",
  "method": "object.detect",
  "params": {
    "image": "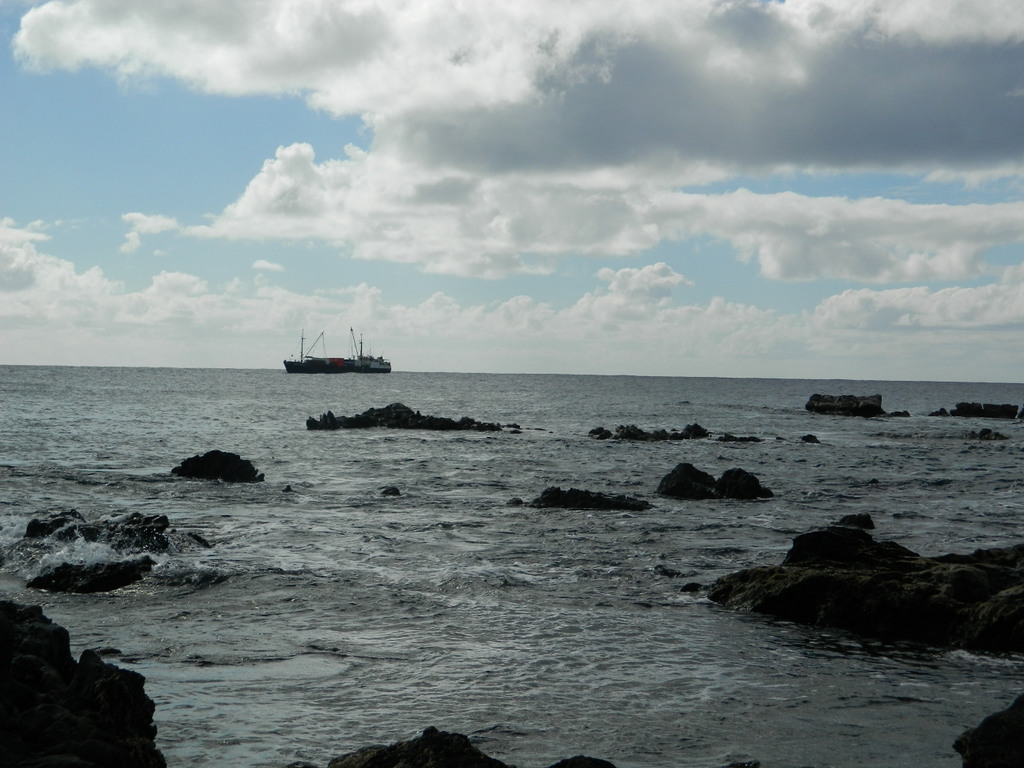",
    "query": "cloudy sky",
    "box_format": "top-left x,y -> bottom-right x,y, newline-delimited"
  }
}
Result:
2,0 -> 1024,379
